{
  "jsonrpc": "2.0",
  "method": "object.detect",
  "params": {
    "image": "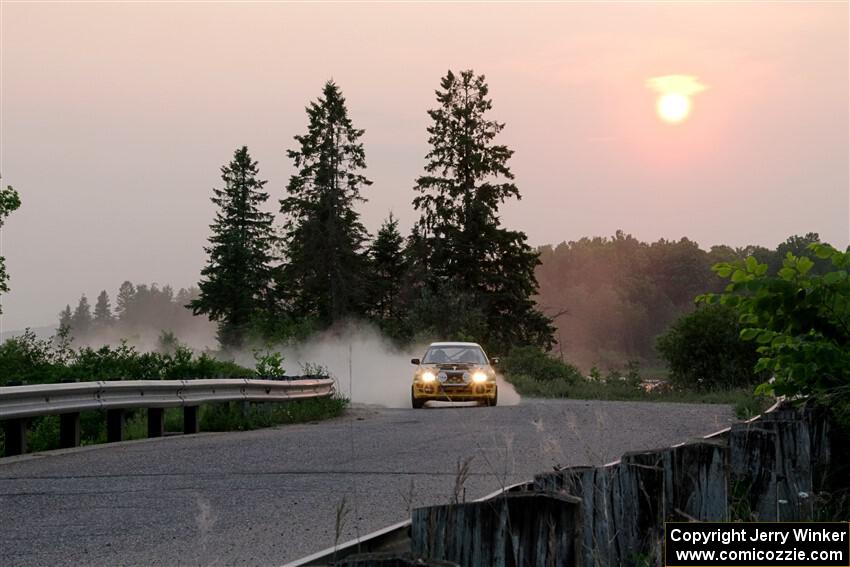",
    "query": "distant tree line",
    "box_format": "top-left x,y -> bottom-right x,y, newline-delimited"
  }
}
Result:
58,283 -> 207,347
536,231 -> 831,369
190,71 -> 554,353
